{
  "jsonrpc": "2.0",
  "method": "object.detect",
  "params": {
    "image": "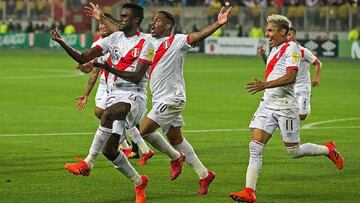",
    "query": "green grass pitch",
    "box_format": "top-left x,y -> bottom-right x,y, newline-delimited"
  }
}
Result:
0,49 -> 359,203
